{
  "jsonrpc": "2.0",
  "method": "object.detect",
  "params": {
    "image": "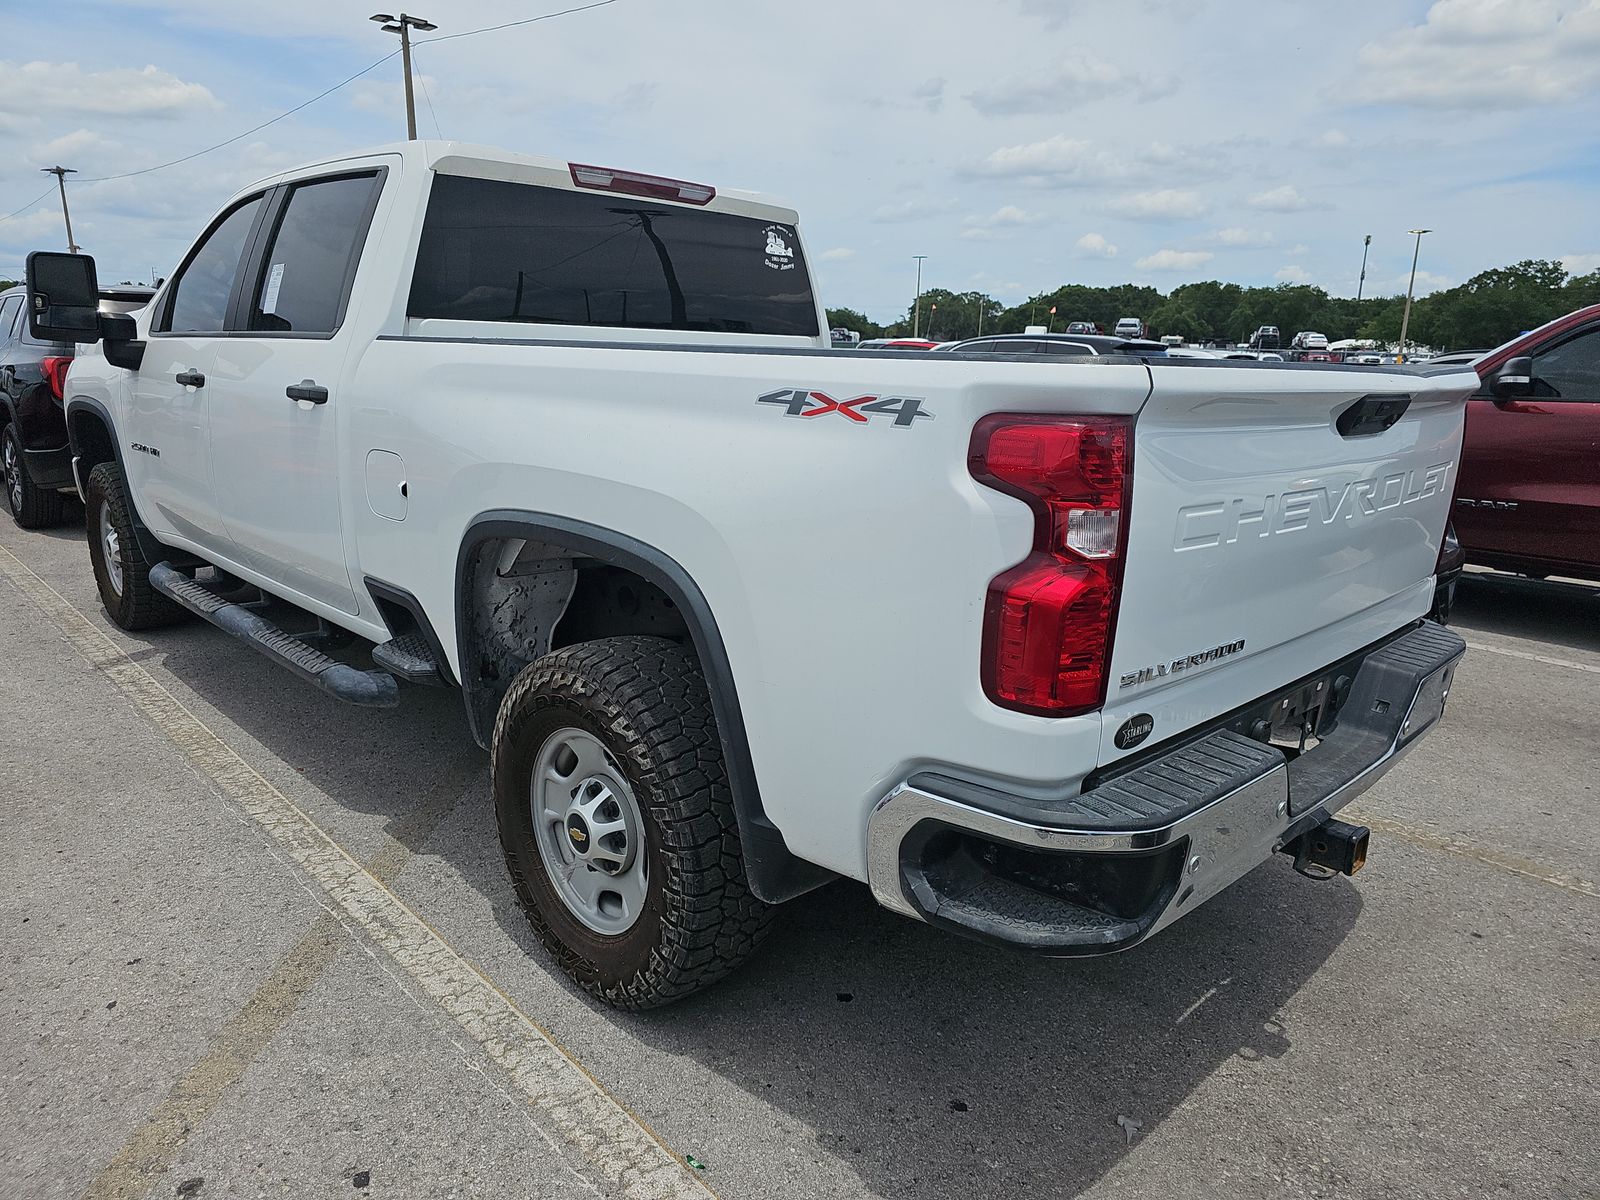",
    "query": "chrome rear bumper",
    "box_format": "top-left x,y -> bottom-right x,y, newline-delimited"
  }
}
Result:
866,621 -> 1465,954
